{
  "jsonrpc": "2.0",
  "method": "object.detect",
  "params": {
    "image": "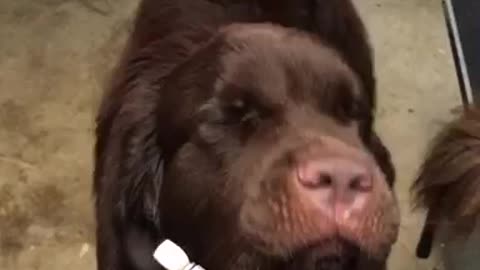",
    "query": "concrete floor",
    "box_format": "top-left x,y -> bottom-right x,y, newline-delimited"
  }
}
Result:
0,0 -> 462,269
